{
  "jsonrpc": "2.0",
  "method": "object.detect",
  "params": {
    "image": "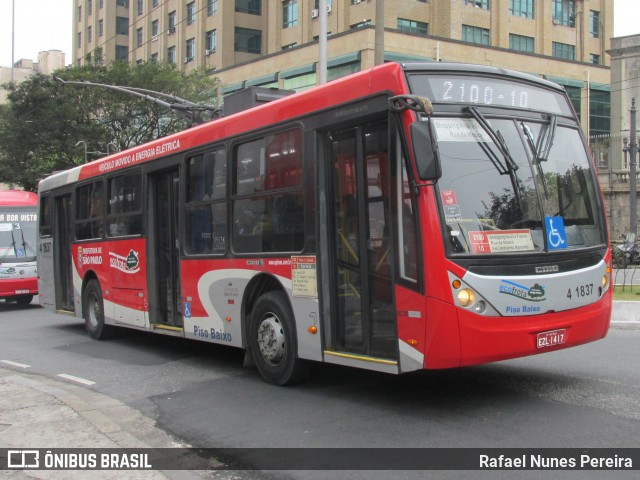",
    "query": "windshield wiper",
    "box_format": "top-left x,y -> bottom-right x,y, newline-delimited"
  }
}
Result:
17,225 -> 36,257
0,229 -> 19,262
537,114 -> 557,162
466,106 -> 523,216
466,107 -> 519,173
522,122 -> 549,198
